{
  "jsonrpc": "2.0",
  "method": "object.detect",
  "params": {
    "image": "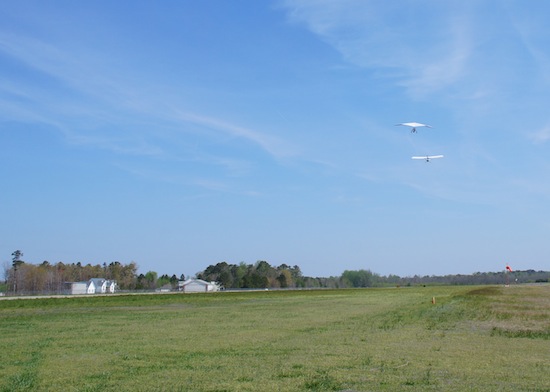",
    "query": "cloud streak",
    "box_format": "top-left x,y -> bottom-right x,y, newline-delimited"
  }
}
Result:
281,1 -> 475,97
529,124 -> 550,144
0,30 -> 296,167
172,110 -> 297,160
